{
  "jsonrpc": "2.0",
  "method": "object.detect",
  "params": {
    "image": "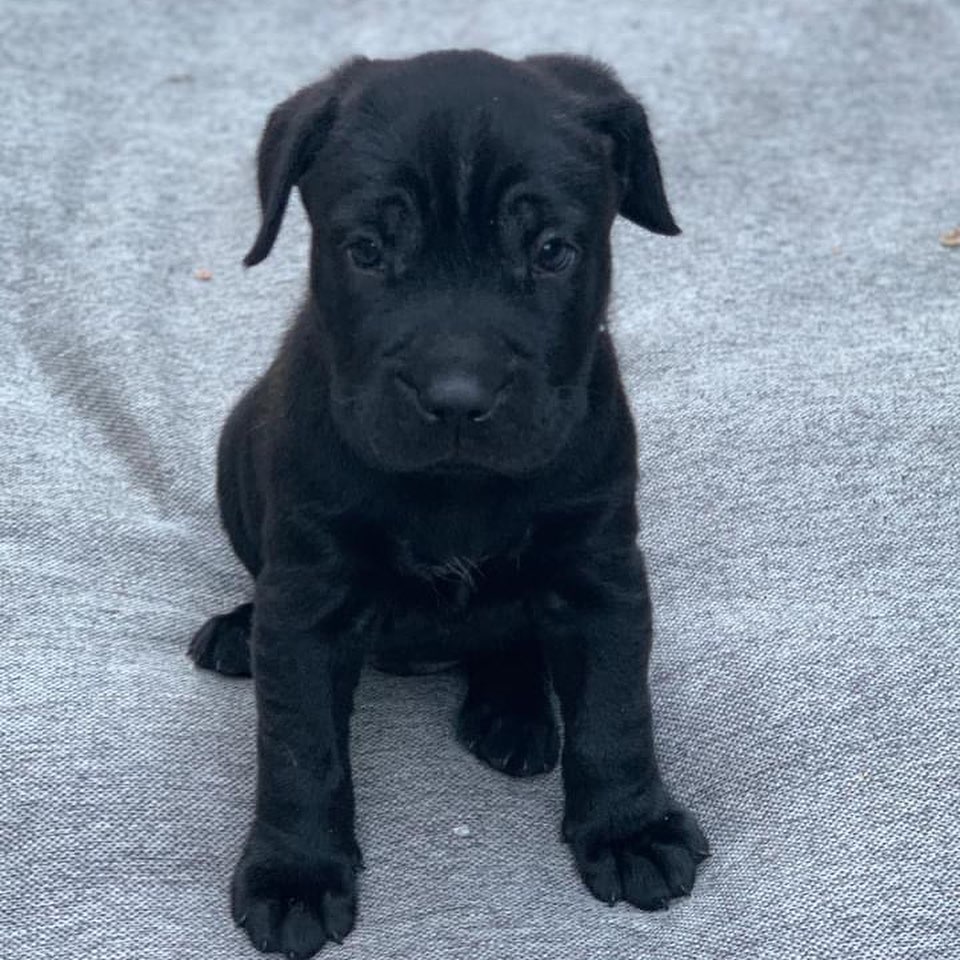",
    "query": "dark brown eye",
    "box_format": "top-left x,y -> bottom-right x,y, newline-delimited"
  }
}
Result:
534,237 -> 577,274
347,237 -> 384,270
